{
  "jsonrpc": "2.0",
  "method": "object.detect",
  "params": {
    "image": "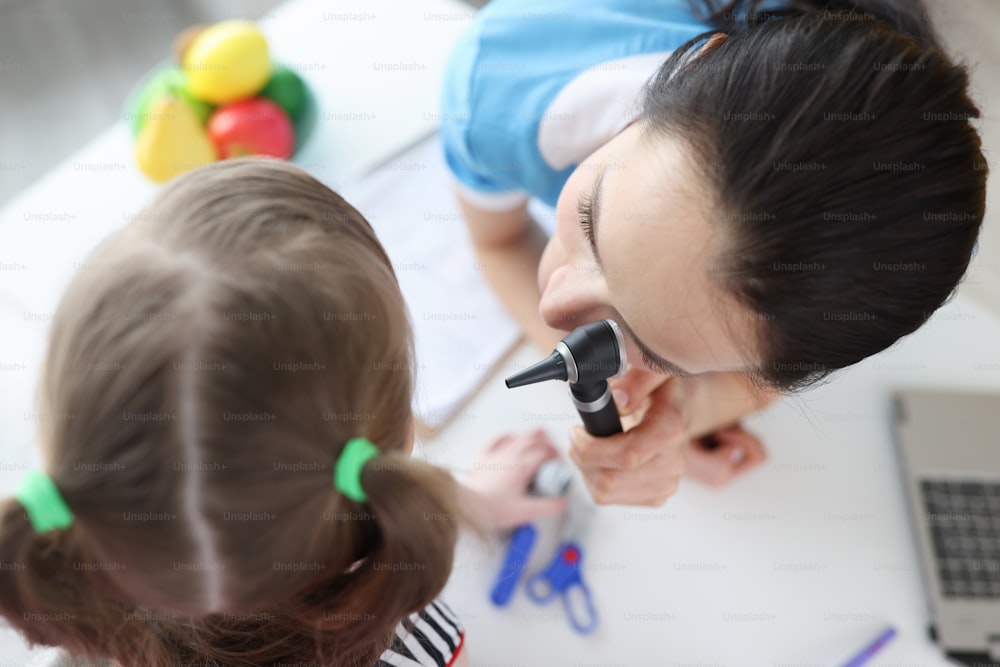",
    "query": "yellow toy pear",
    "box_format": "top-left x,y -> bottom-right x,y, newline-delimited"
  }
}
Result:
134,96 -> 218,184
